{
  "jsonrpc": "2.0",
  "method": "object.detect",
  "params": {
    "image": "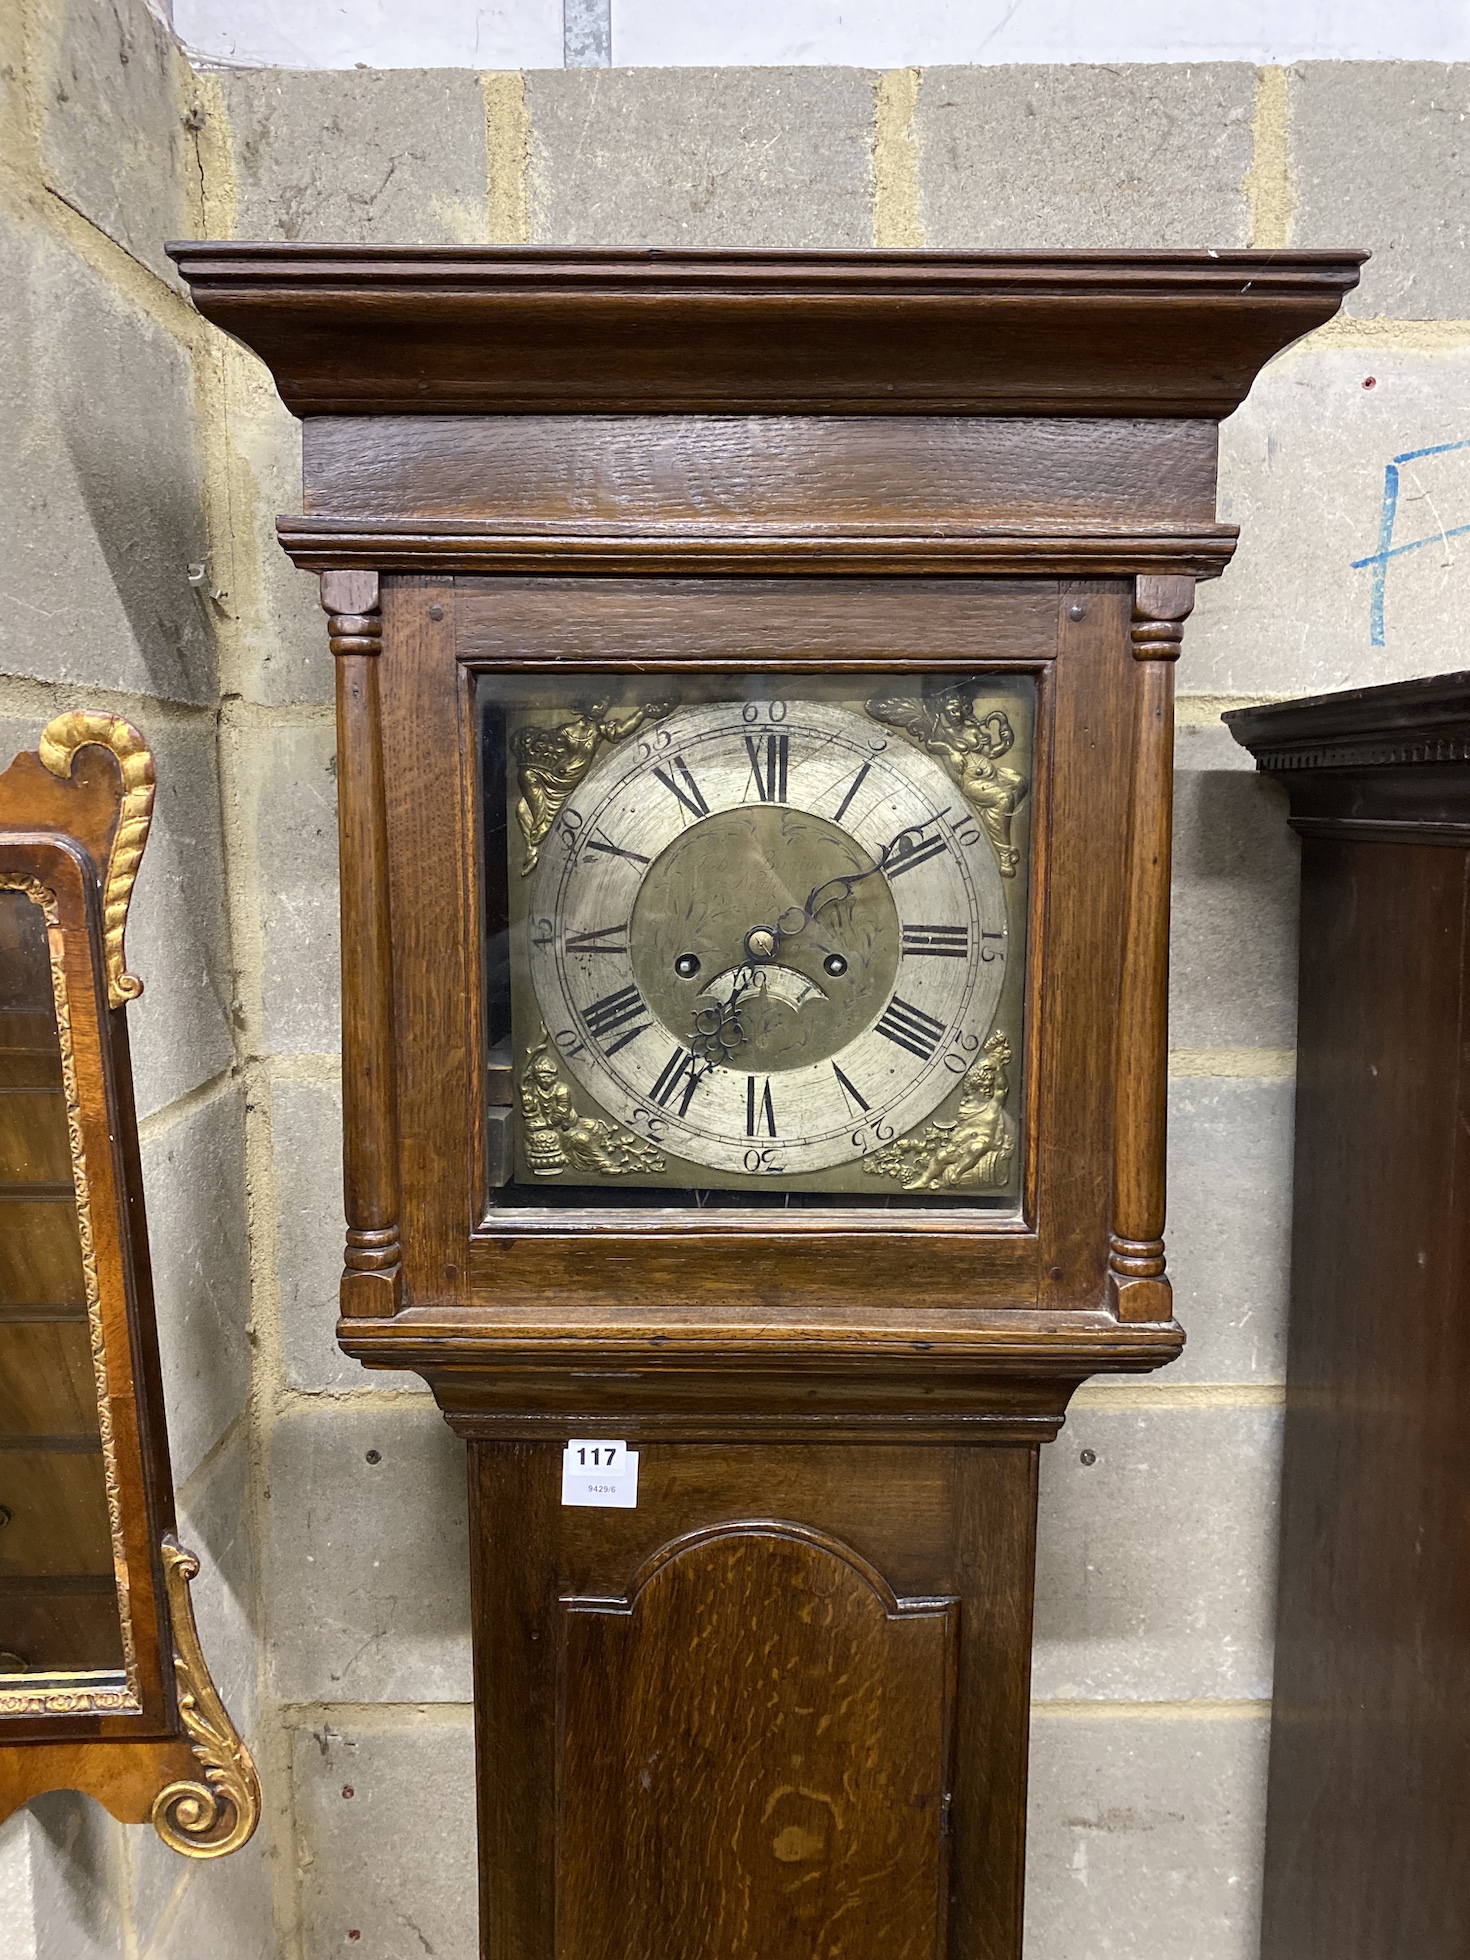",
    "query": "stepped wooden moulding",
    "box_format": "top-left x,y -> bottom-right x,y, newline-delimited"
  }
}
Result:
172,244 -> 1361,1958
